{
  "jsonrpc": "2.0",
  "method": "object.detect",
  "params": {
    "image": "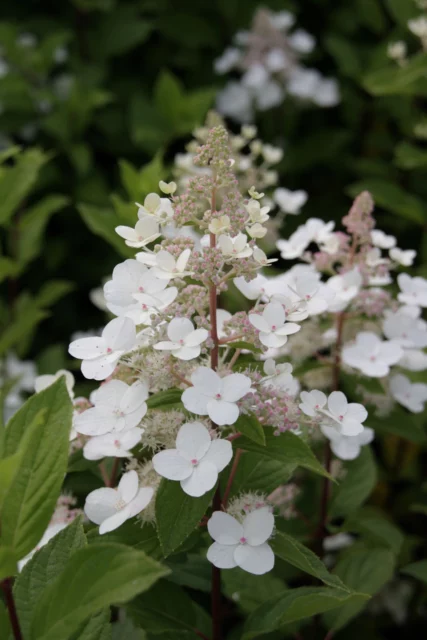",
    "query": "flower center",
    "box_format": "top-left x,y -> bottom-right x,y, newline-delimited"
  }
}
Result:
179,339 -> 185,345
271,325 -> 277,330
138,286 -> 144,292
114,439 -> 121,448
215,393 -> 222,399
239,537 -> 247,544
191,459 -> 198,466
106,347 -> 112,353
338,415 -> 344,421
115,498 -> 126,511
369,356 -> 376,361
